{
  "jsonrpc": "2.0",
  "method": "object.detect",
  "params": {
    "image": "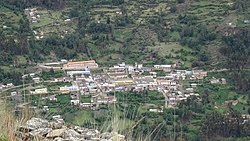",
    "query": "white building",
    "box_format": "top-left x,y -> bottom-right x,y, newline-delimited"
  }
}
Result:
154,65 -> 172,72
31,88 -> 48,94
71,100 -> 80,105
